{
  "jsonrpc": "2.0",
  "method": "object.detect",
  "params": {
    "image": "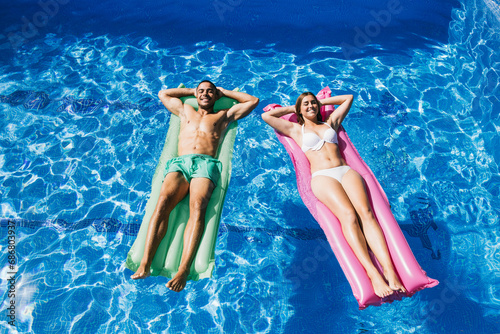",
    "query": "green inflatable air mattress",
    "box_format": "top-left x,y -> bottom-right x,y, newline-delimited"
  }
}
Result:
125,84 -> 238,280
